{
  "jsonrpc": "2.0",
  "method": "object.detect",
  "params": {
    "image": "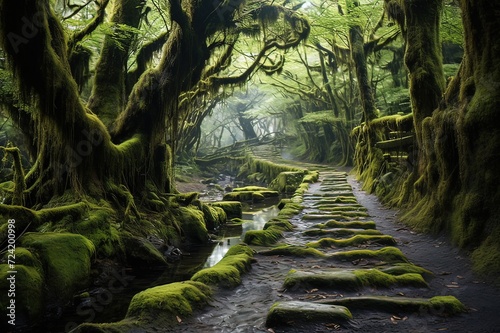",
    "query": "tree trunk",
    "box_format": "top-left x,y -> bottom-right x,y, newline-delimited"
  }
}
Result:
87,0 -> 146,128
